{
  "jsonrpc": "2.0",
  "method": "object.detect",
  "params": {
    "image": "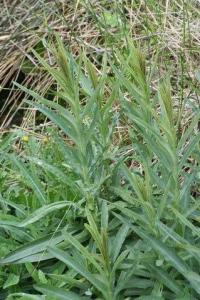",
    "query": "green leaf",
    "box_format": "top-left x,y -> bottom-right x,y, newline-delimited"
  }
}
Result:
112,204 -> 147,225
112,223 -> 129,262
62,230 -> 103,275
131,226 -> 200,295
178,133 -> 200,170
25,156 -> 77,190
7,294 -> 45,300
48,246 -> 106,295
148,264 -> 181,294
26,98 -> 78,133
0,232 -> 64,265
85,209 -> 102,251
38,270 -> 48,284
101,200 -> 109,231
158,221 -> 200,263
0,193 -> 26,216
35,284 -> 88,300
170,206 -> 200,239
9,154 -> 47,205
133,226 -> 188,272
177,111 -> 200,151
3,273 -> 20,289
102,11 -> 119,27
25,100 -> 79,145
85,57 -> 98,89
137,296 -> 164,300
158,78 -> 173,125
18,201 -> 73,227
0,133 -> 14,155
